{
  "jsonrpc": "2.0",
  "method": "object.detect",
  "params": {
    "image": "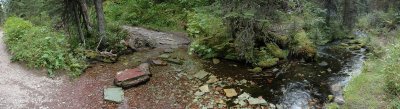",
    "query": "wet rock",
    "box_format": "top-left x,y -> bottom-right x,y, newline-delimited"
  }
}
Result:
318,61 -> 328,66
247,97 -> 267,105
152,59 -> 167,66
276,104 -> 283,109
194,70 -> 209,79
327,68 -> 332,72
272,68 -> 279,72
104,87 -> 124,103
199,85 -> 210,92
206,76 -> 219,84
212,58 -> 220,64
224,89 -> 238,97
269,103 -> 276,109
330,83 -> 345,105
114,63 -> 151,88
